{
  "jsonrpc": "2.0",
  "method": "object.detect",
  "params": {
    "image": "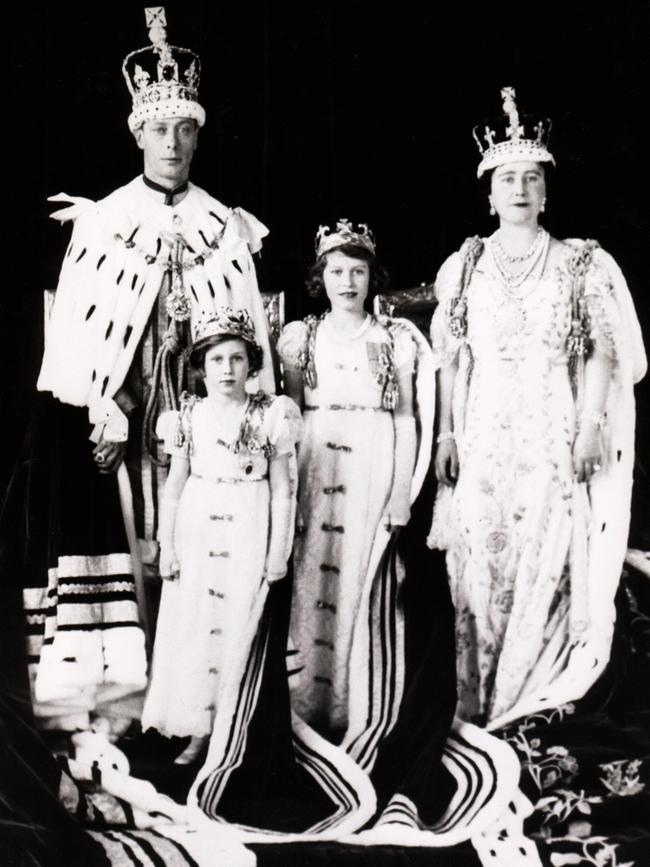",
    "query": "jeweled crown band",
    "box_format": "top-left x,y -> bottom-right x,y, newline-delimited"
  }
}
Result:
190,307 -> 259,350
315,218 -> 376,258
